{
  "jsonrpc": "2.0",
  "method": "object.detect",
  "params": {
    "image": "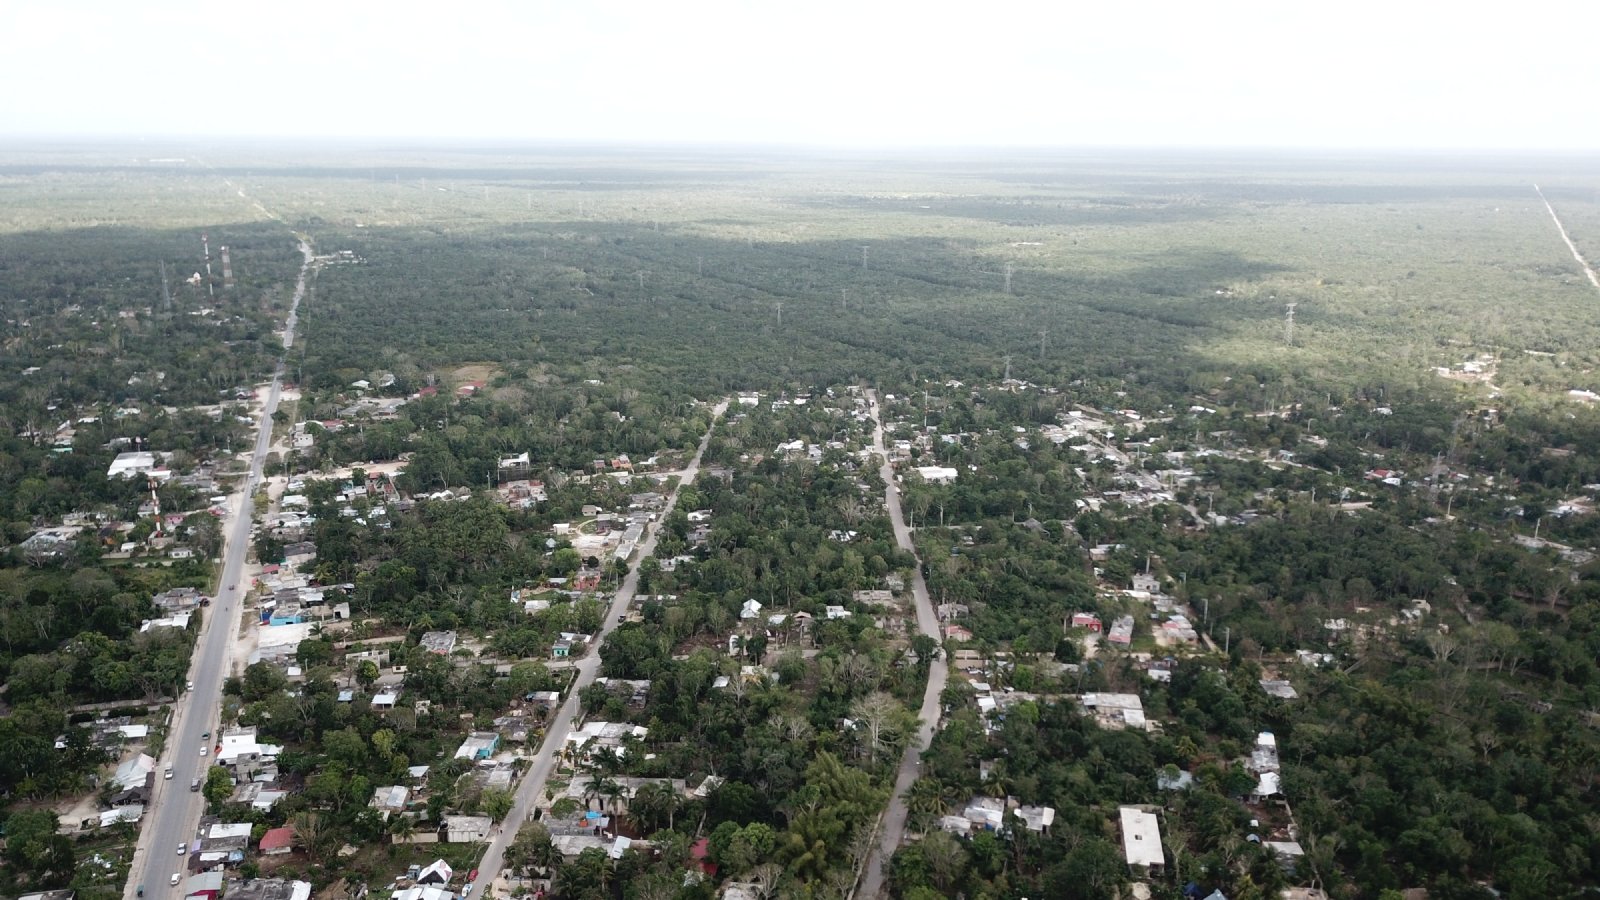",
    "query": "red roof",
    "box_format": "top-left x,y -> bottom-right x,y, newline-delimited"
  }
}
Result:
689,839 -> 718,876
259,826 -> 295,851
416,386 -> 439,398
